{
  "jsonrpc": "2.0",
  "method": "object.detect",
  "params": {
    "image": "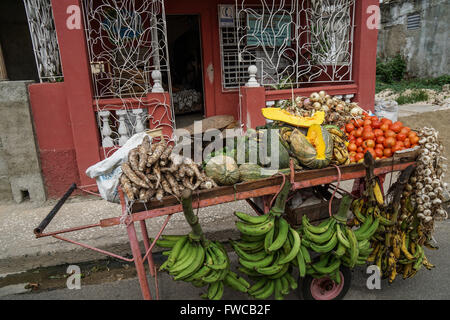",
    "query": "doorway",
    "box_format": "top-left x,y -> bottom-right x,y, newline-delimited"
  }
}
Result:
166,15 -> 205,129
